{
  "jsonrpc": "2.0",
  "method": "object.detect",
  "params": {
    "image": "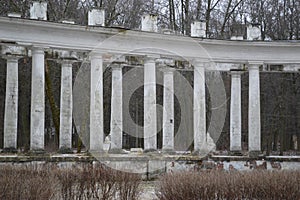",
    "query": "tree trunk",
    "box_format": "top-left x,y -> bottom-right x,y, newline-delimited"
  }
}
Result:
196,0 -> 202,20
45,61 -> 60,148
